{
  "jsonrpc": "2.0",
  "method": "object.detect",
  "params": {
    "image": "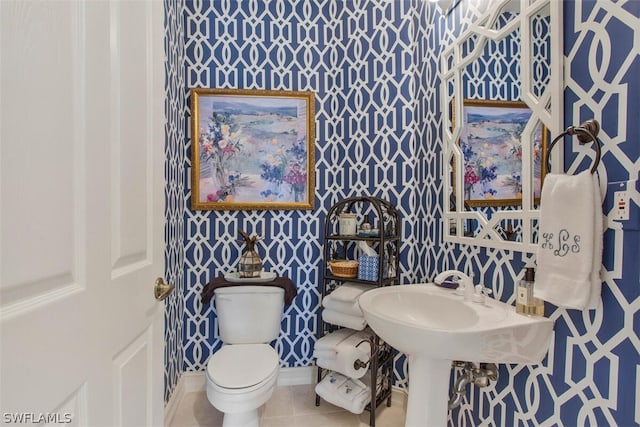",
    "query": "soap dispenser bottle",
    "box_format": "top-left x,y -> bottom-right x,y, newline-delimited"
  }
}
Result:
516,267 -> 544,316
